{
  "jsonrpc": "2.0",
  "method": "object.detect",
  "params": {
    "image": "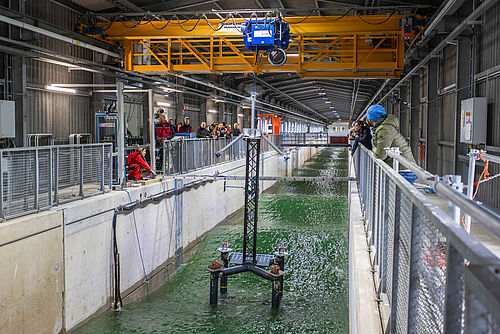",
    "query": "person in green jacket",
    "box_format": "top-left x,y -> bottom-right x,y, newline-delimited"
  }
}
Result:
365,104 -> 416,165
